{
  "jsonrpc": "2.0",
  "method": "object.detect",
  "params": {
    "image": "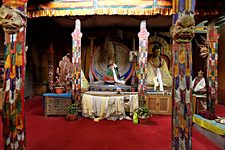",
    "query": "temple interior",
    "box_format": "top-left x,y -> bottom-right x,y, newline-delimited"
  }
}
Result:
1,0 -> 225,149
